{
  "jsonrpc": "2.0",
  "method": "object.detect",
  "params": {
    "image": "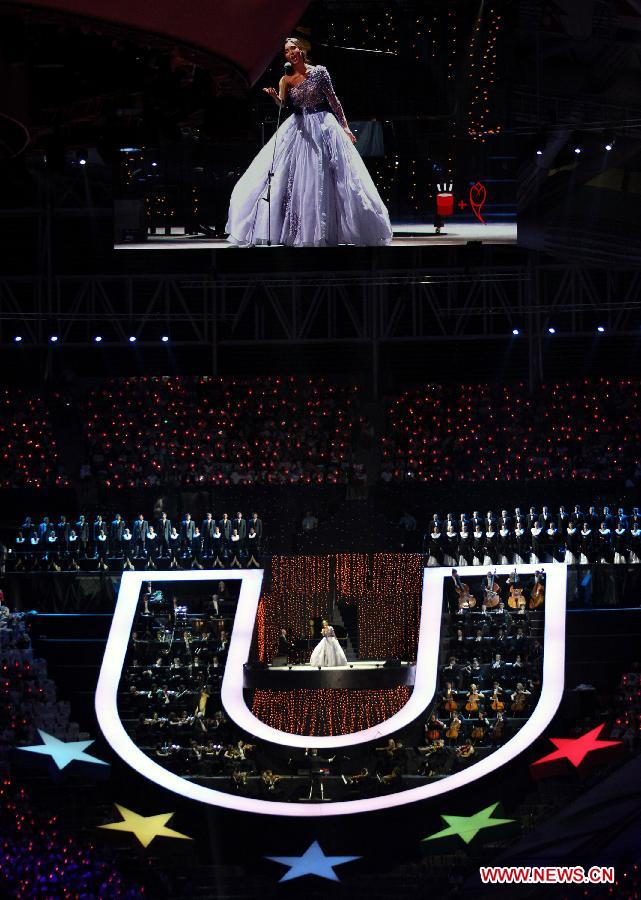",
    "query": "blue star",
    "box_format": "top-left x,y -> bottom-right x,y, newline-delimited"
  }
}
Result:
266,840 -> 361,883
19,729 -> 108,770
